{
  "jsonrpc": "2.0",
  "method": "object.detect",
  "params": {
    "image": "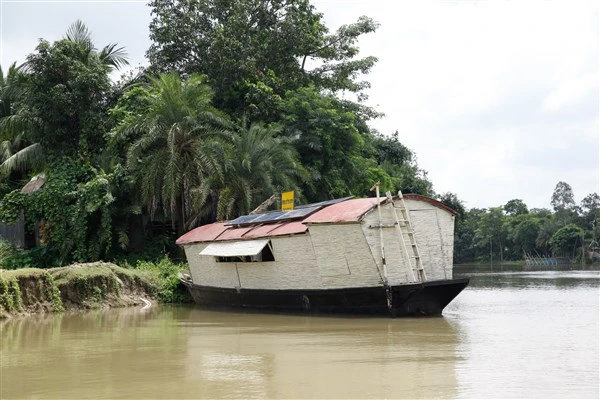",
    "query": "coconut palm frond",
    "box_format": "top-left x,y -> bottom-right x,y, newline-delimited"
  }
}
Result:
99,43 -> 129,70
64,19 -> 94,50
0,114 -> 40,140
0,142 -> 44,176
